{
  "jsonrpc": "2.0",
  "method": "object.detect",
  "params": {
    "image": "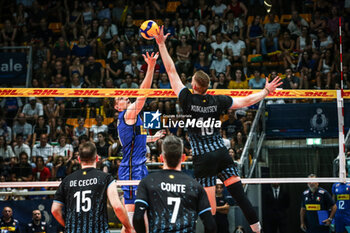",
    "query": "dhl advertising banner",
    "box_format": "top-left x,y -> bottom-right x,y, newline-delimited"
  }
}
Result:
0,88 -> 349,98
